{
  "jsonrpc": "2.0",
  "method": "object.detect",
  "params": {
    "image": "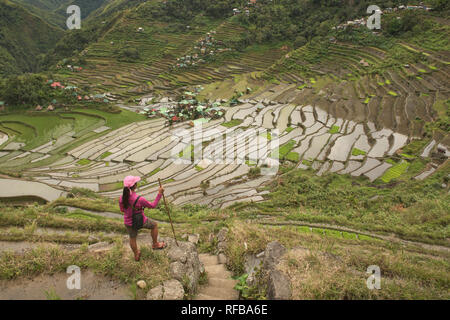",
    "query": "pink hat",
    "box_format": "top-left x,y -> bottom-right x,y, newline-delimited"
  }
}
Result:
123,176 -> 141,188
